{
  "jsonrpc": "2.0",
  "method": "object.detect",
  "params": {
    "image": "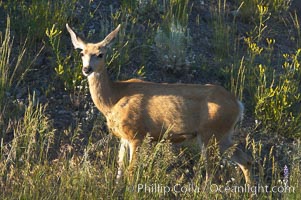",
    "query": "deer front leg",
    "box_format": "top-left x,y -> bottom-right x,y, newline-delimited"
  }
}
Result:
127,140 -> 141,181
116,138 -> 130,182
